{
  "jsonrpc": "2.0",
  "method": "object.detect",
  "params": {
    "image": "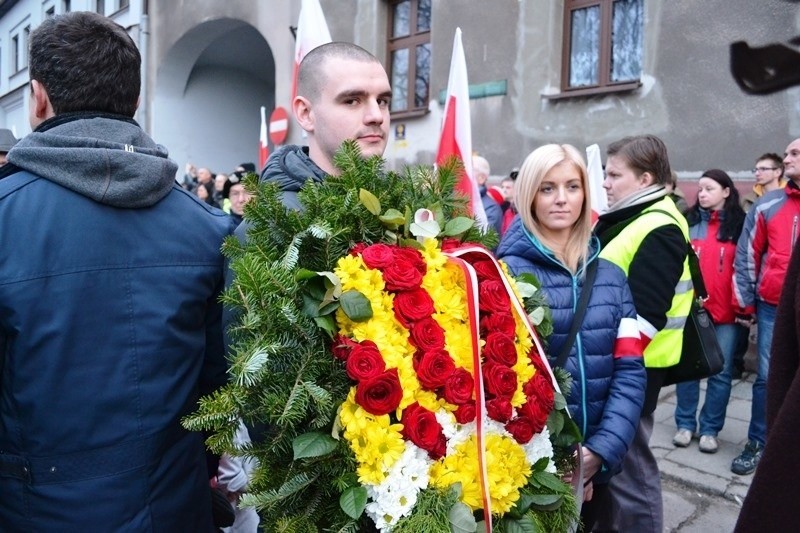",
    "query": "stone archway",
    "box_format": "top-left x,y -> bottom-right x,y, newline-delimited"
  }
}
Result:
152,18 -> 275,178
